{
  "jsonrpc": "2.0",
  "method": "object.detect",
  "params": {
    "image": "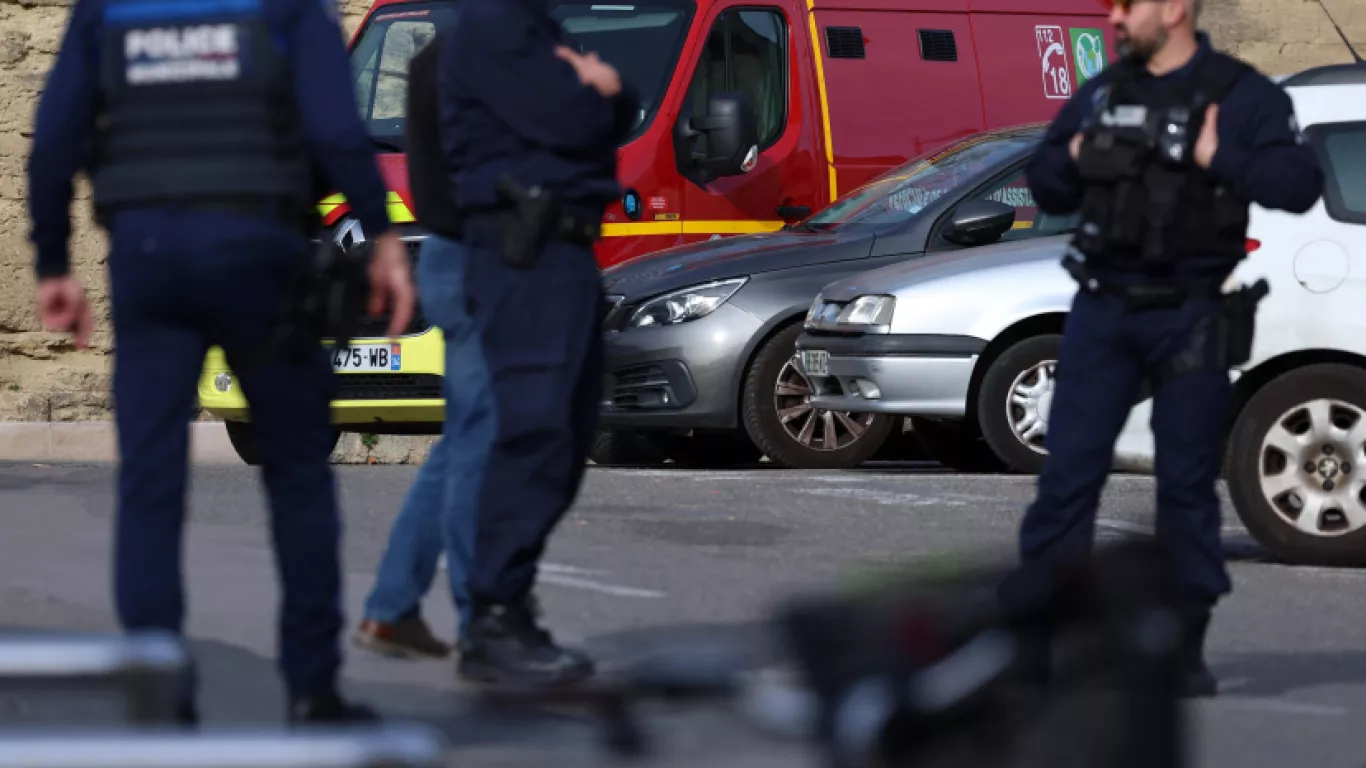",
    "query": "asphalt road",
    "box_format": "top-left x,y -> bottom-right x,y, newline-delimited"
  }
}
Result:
2,460 -> 1366,767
